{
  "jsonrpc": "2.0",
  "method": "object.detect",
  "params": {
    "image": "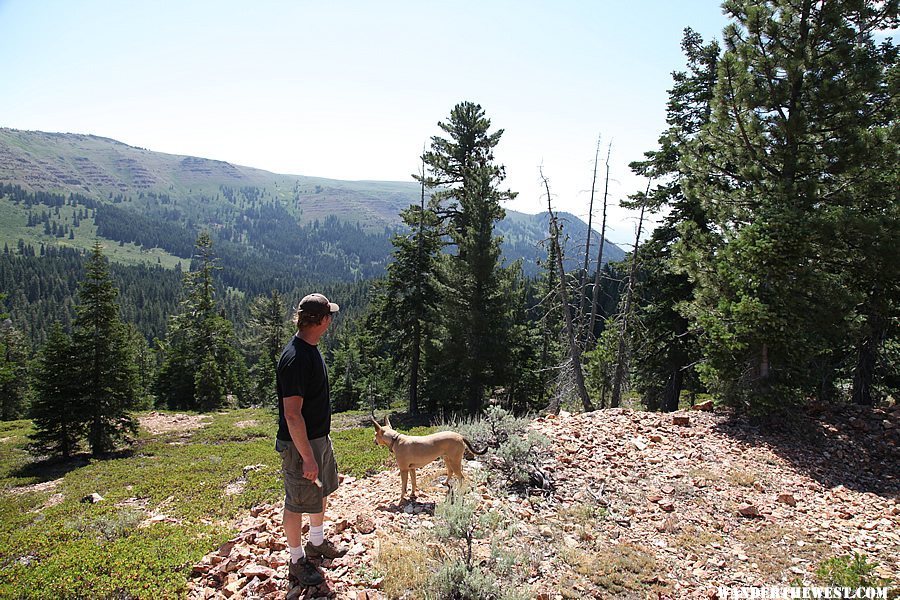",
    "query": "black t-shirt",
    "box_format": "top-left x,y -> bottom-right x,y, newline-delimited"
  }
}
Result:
276,336 -> 331,442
